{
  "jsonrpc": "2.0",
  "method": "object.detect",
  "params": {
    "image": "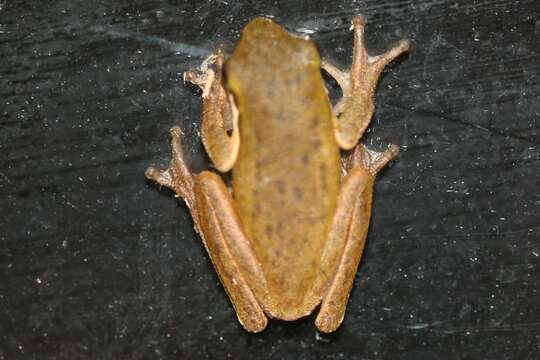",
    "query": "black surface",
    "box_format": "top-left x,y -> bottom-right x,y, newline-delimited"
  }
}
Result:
1,1 -> 539,359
